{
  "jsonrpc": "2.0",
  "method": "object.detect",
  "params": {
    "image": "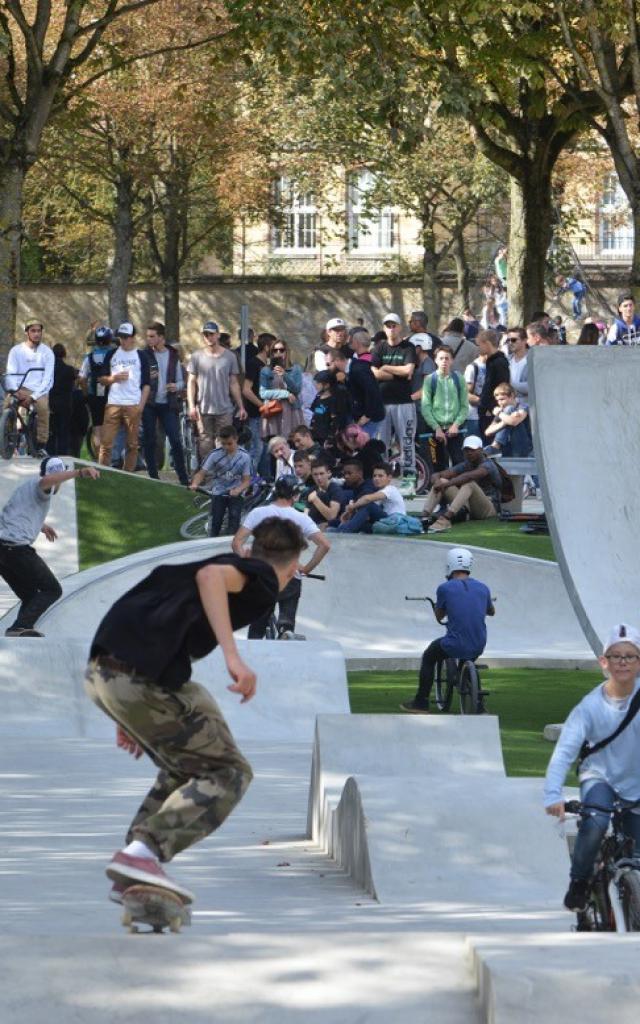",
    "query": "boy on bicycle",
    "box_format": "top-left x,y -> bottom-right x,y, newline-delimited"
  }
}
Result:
400,547 -> 494,713
544,624 -> 640,912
